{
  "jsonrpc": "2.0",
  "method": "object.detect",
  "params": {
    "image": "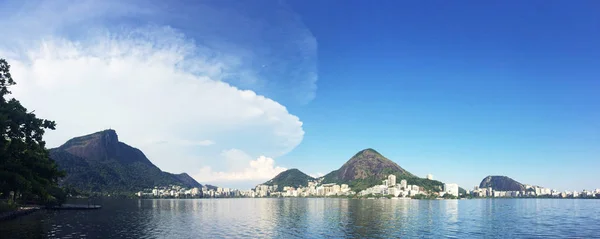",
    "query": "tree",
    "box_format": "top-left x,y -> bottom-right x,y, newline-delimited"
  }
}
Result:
0,58 -> 65,206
